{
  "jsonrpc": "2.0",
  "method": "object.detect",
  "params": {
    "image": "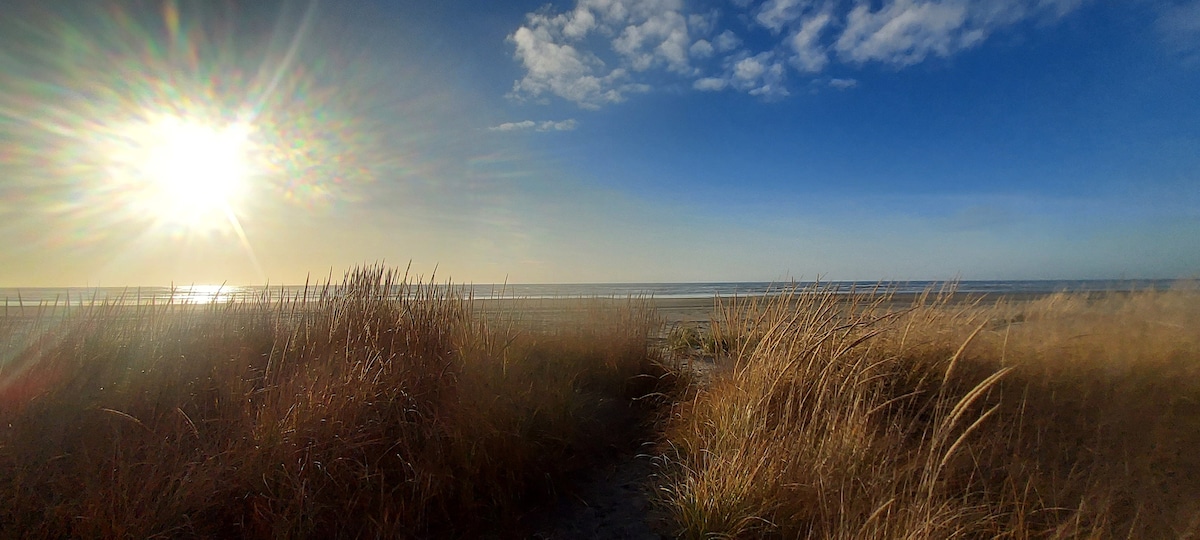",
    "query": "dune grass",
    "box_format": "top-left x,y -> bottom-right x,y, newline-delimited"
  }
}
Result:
659,283 -> 1200,539
7,271 -> 1197,538
0,265 -> 674,538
